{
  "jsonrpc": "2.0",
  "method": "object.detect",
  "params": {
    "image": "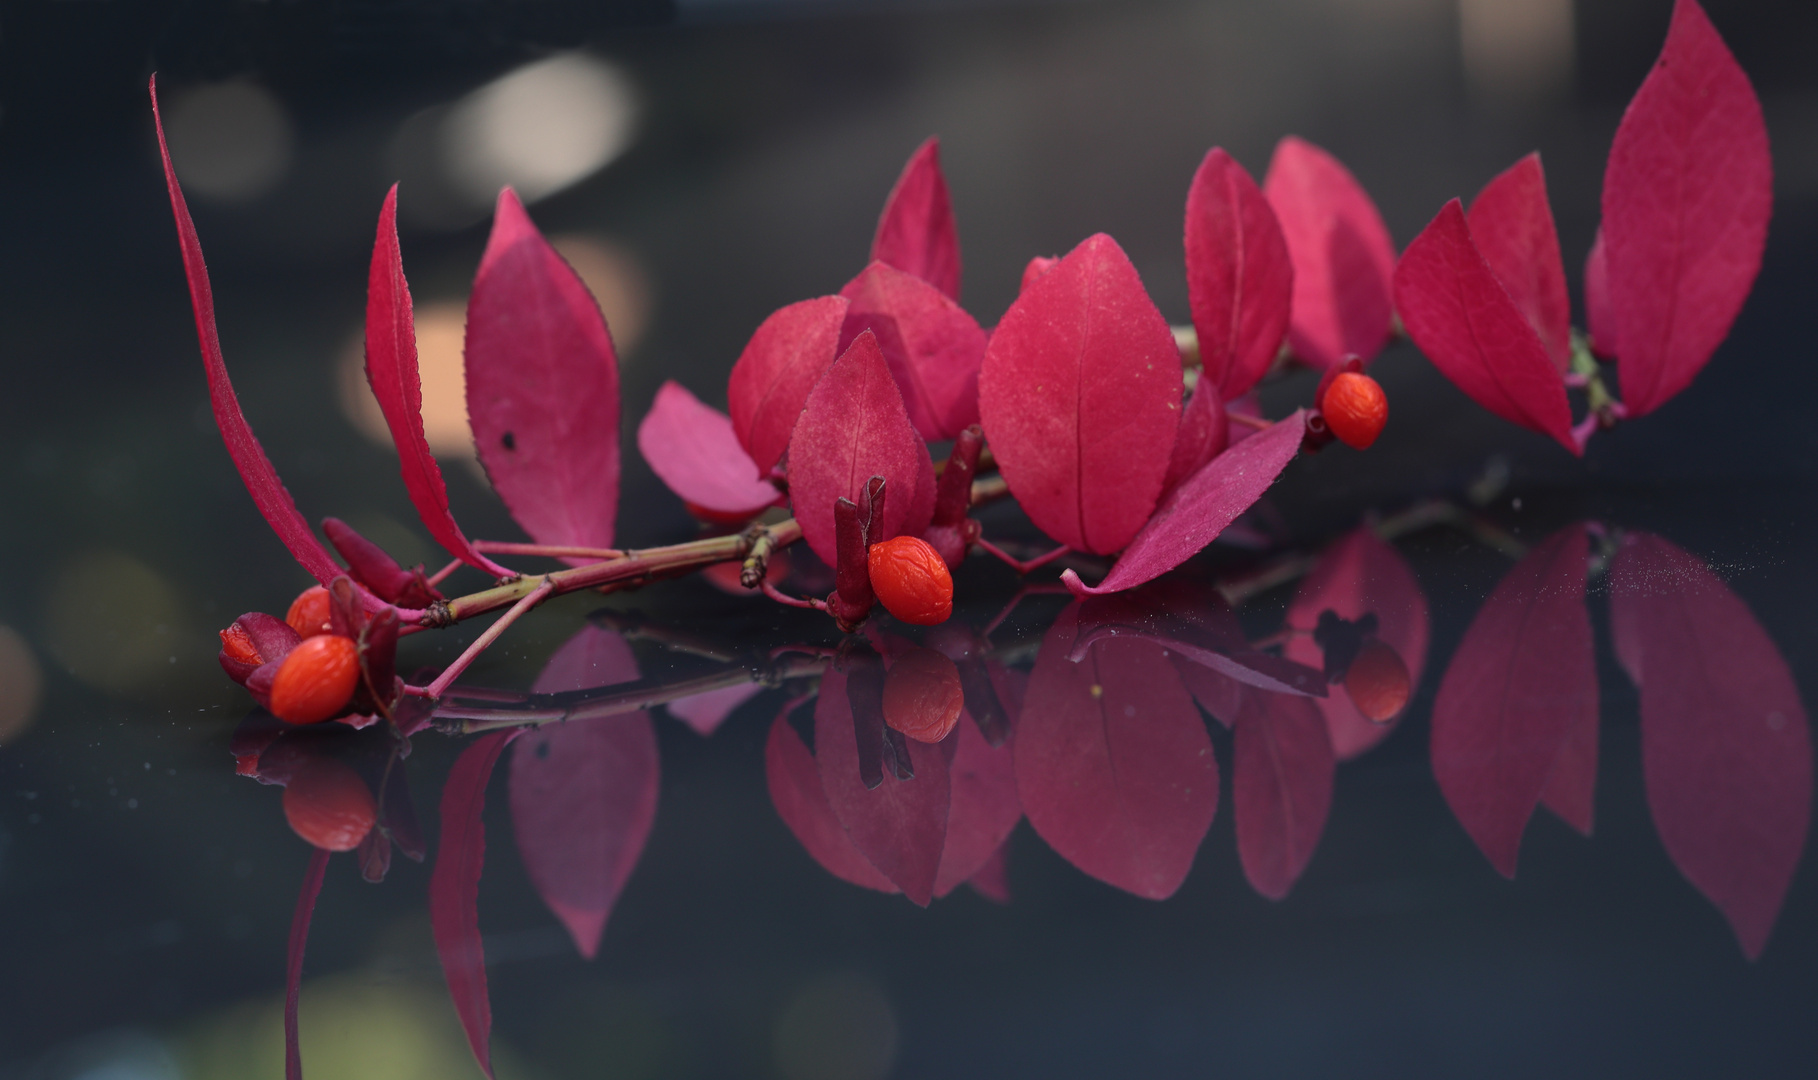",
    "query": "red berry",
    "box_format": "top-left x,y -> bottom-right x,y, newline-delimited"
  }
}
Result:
882,647 -> 965,743
867,536 -> 954,626
283,758 -> 376,851
1321,372 -> 1388,449
268,634 -> 361,724
286,585 -> 333,639
218,623 -> 264,667
1345,639 -> 1410,722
